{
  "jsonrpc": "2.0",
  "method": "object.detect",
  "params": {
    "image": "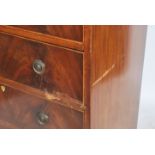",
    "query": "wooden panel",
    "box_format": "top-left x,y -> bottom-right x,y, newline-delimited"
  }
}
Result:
91,26 -> 147,128
12,25 -> 83,41
0,33 -> 83,101
0,26 -> 83,51
0,85 -> 83,128
0,76 -> 84,112
83,26 -> 92,128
